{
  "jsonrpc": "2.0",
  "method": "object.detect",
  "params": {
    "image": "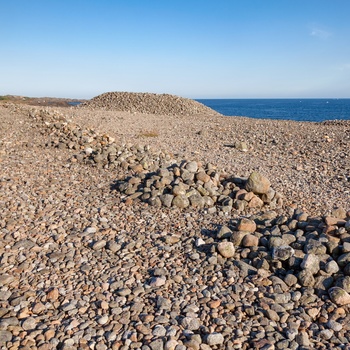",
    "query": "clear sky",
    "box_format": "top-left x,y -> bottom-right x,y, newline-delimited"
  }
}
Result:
1,0 -> 350,99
